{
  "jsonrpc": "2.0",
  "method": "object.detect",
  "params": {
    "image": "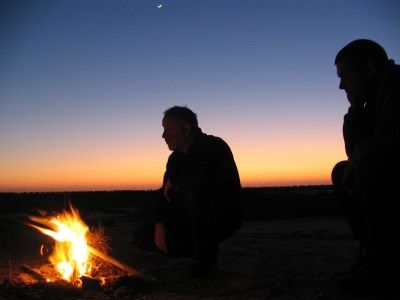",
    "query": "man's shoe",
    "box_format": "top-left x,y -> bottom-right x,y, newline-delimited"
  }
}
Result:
331,258 -> 366,281
331,242 -> 369,281
334,259 -> 398,294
